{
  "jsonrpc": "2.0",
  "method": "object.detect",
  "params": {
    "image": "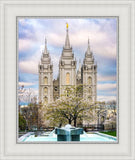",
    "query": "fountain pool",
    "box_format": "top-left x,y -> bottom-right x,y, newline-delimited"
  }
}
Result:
19,132 -> 116,142
18,125 -> 117,142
